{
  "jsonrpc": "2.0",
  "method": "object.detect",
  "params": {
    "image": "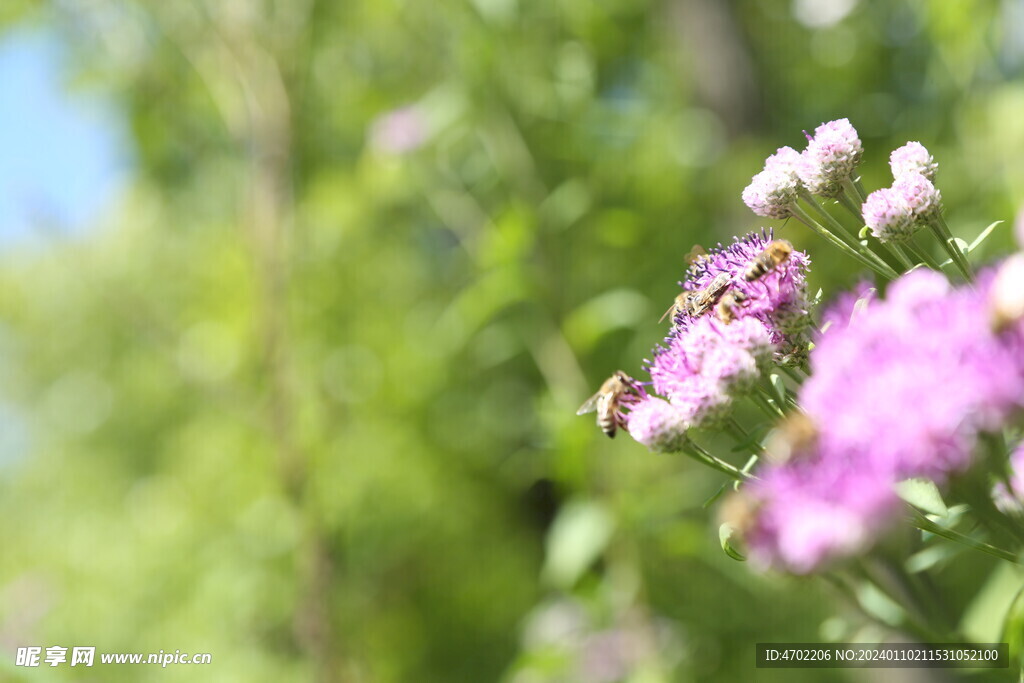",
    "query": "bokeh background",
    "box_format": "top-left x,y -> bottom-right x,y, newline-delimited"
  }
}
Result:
0,0 -> 1023,681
